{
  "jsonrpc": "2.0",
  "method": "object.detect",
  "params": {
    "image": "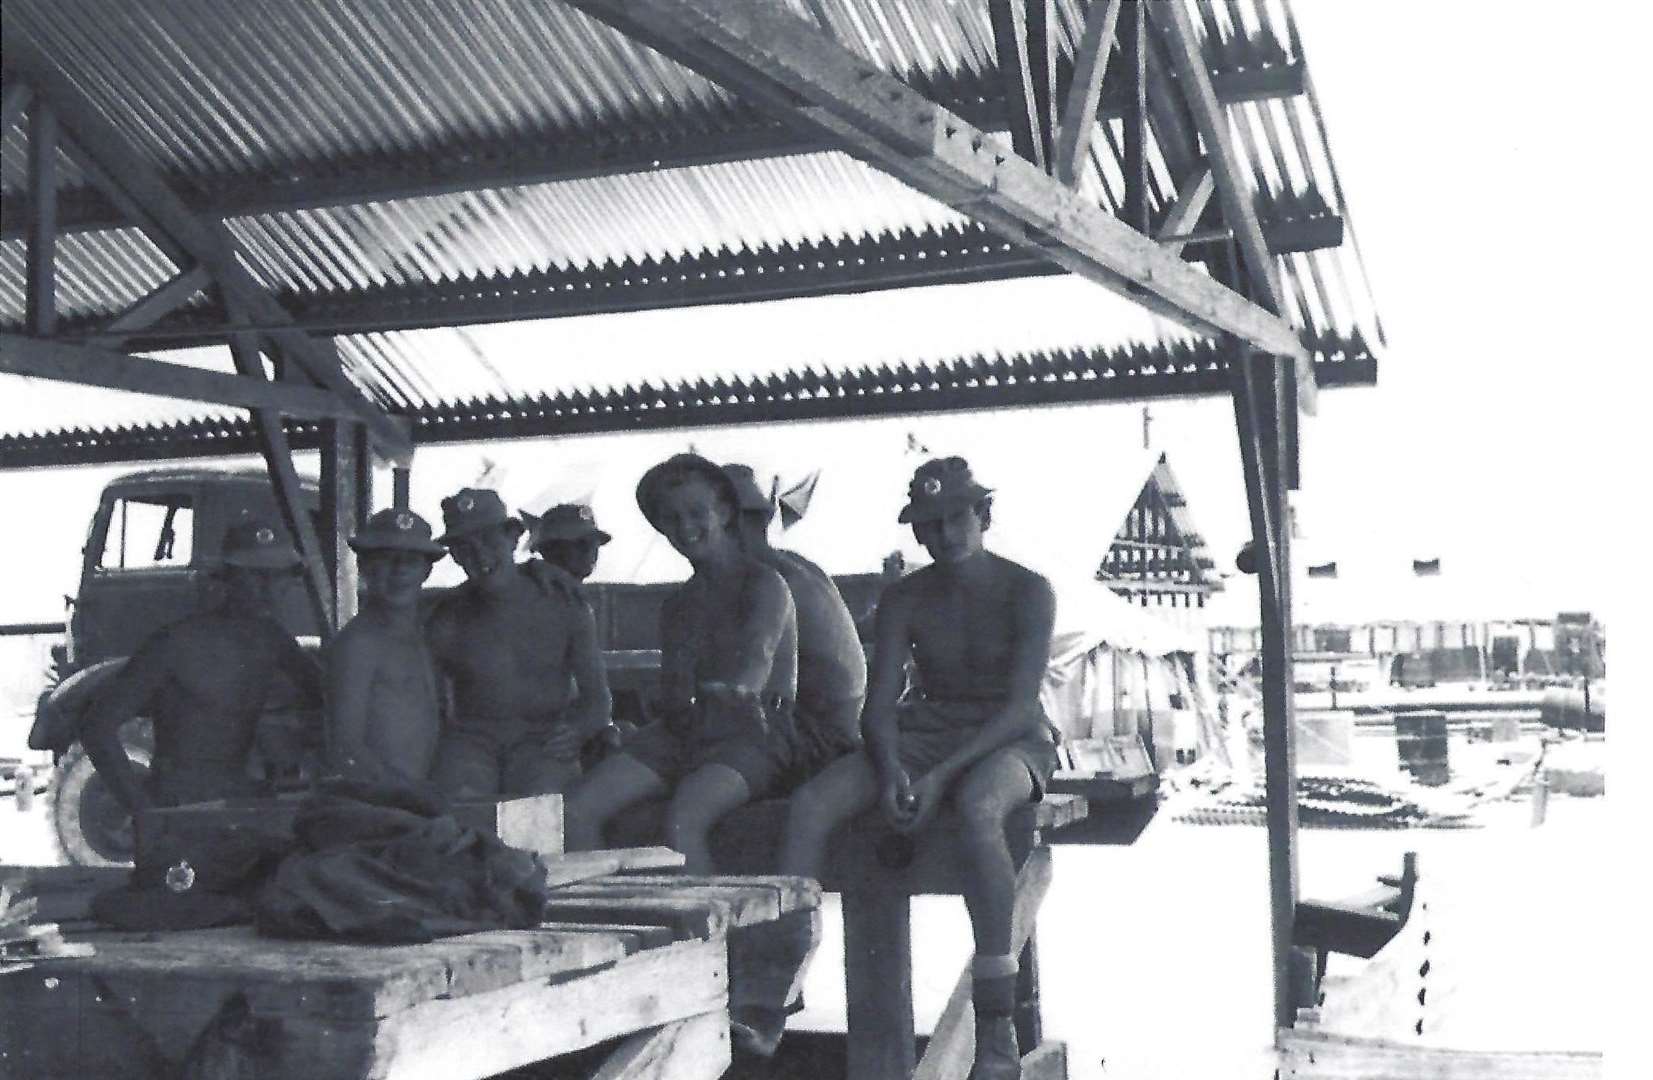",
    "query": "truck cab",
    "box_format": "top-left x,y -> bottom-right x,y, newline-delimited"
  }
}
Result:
64,467 -> 323,671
